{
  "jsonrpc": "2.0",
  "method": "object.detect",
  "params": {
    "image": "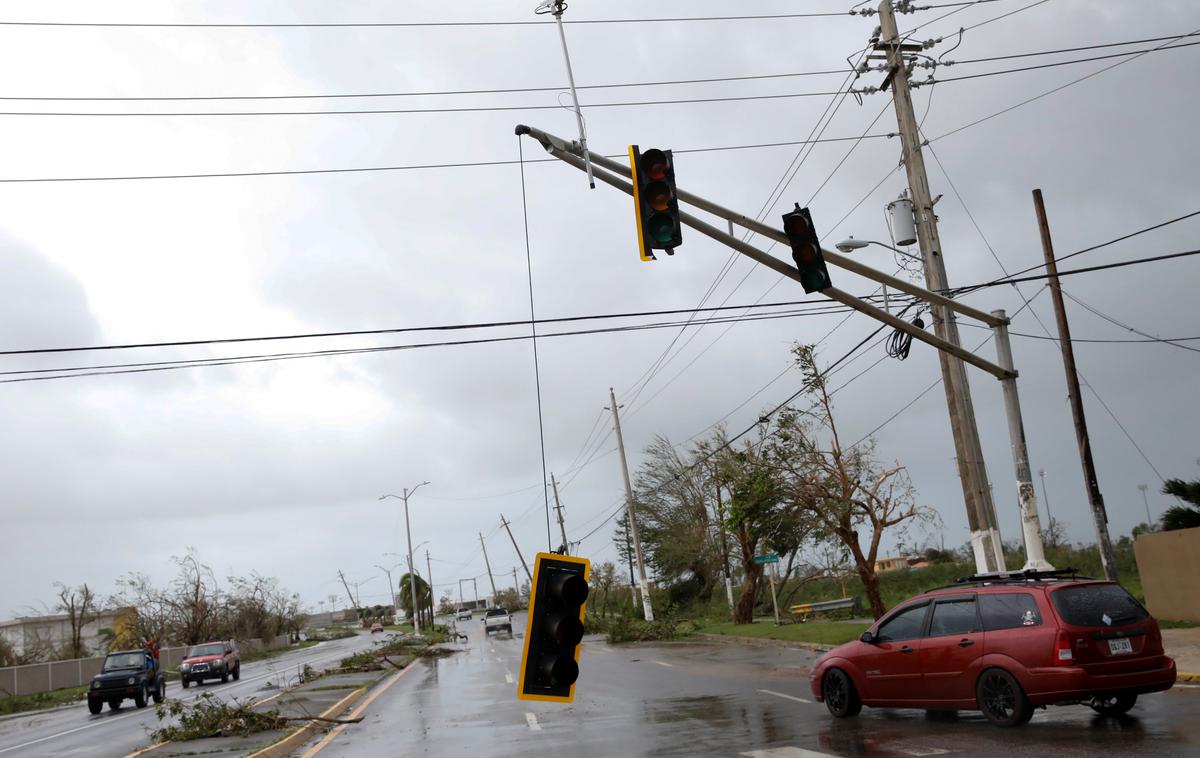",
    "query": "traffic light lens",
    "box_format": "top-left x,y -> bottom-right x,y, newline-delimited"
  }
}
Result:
546,612 -> 585,647
795,241 -> 820,264
550,572 -> 590,606
648,214 -> 675,243
646,181 -> 671,212
641,149 -> 668,181
801,270 -> 830,291
539,654 -> 579,687
783,214 -> 810,238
